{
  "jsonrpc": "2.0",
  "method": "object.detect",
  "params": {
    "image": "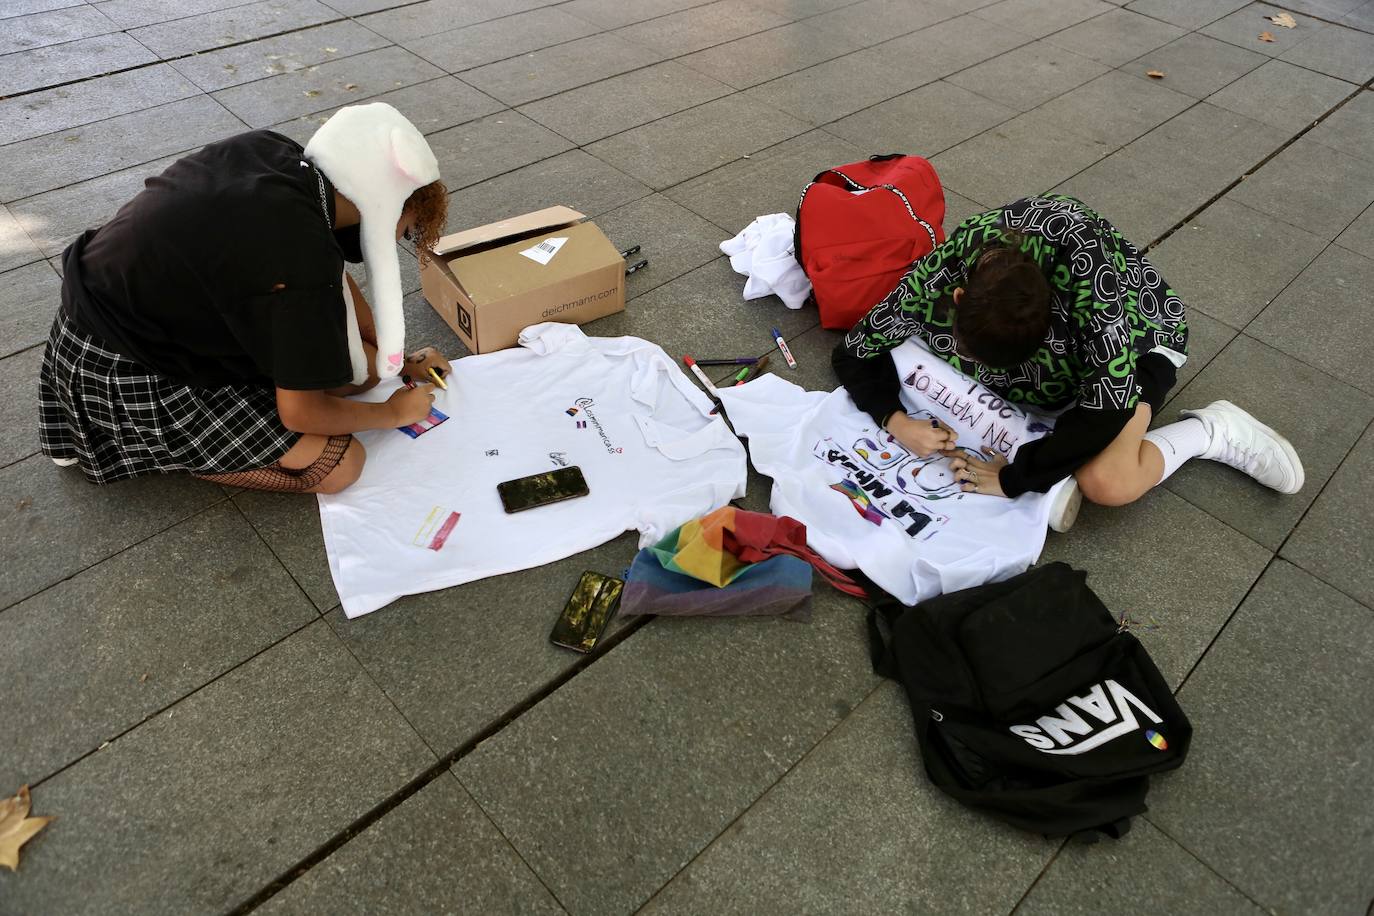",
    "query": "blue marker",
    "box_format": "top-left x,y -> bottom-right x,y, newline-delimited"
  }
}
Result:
771,327 -> 797,369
